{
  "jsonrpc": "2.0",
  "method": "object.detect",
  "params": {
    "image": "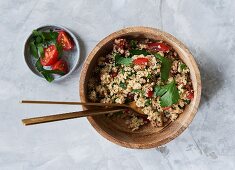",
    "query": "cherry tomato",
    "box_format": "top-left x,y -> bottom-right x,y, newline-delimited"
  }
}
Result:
133,58 -> 149,65
147,90 -> 153,97
57,31 -> 74,51
40,45 -> 59,66
147,42 -> 170,52
52,59 -> 68,73
162,106 -> 171,110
